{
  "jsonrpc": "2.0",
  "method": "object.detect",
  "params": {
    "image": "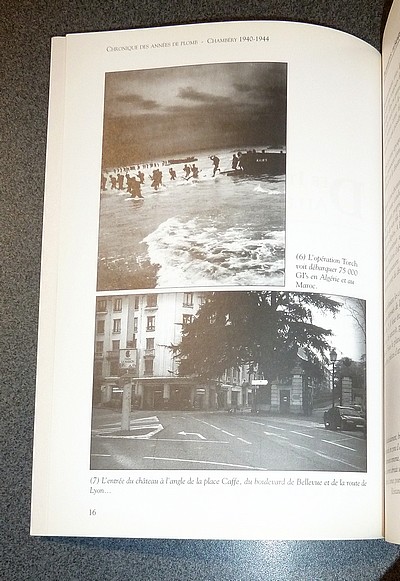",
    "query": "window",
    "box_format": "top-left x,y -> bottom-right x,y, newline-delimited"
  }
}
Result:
144,359 -> 154,376
183,314 -> 193,326
96,299 -> 107,313
199,294 -> 207,305
133,317 -> 138,333
146,294 -> 158,307
134,295 -> 140,310
96,319 -> 105,334
114,298 -> 122,312
113,319 -> 121,333
112,340 -> 120,351
146,316 -> 155,331
183,292 -> 193,307
110,361 -> 119,376
146,337 -> 155,350
95,341 -> 104,354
